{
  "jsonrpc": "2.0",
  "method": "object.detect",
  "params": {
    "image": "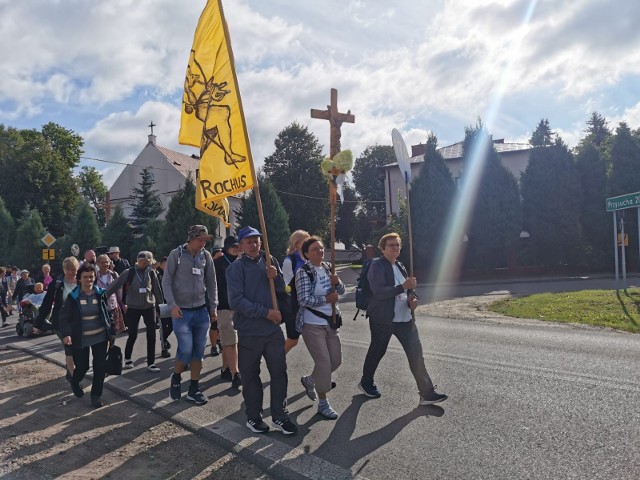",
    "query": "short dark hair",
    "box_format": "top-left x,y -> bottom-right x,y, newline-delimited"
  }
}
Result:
301,235 -> 323,259
76,263 -> 96,280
